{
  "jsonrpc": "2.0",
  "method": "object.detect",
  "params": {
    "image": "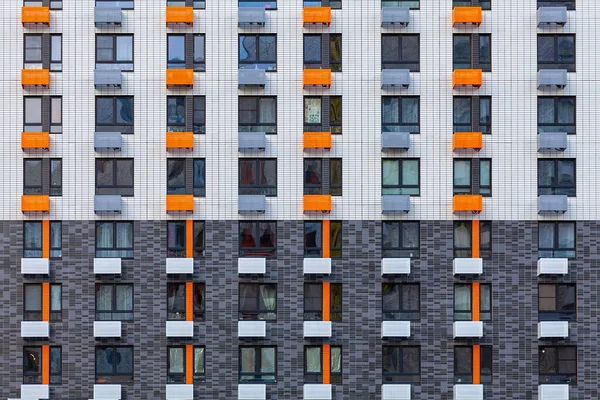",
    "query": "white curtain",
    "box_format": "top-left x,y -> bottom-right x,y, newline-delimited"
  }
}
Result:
169,348 -> 184,374
306,347 -> 321,373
